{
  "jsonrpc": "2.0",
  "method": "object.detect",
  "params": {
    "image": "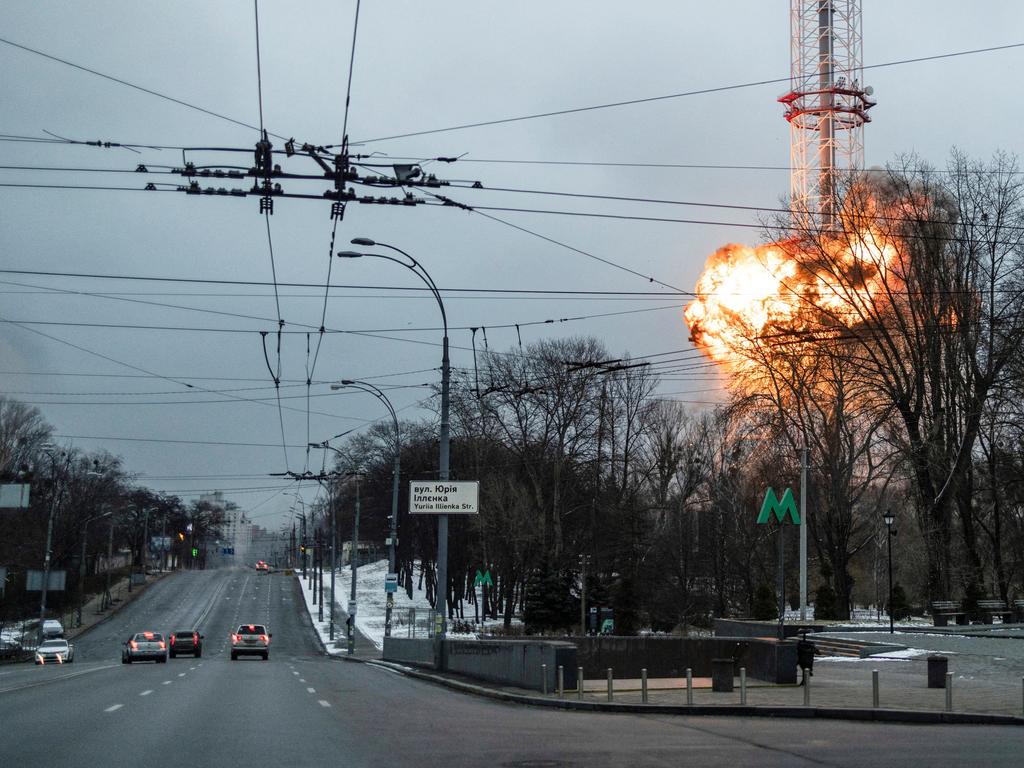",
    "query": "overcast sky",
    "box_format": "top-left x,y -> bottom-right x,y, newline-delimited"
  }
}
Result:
1,1 -> 1022,530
